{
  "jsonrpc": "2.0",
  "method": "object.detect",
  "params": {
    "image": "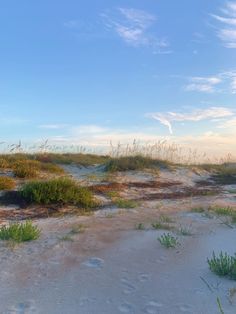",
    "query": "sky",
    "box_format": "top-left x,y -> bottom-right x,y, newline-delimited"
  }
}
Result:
0,0 -> 236,157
